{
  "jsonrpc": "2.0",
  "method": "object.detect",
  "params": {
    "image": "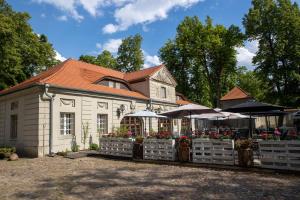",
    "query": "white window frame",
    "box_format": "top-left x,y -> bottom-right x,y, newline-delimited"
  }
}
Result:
97,114 -> 108,135
161,87 -> 167,99
60,113 -> 75,135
